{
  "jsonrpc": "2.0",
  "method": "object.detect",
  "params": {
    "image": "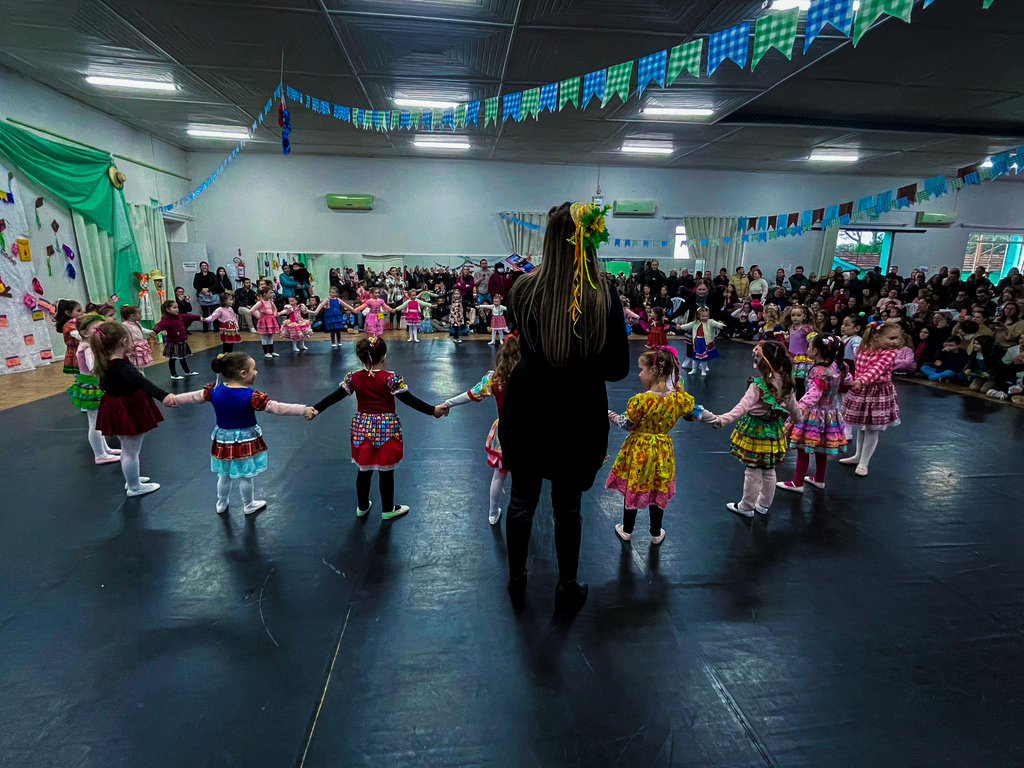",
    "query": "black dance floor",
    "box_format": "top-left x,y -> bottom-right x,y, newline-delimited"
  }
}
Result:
2,337 -> 1023,768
